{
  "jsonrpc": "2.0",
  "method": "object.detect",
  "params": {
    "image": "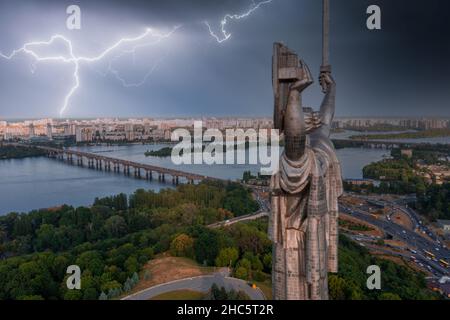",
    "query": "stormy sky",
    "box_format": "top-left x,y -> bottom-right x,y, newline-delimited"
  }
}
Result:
0,0 -> 449,119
